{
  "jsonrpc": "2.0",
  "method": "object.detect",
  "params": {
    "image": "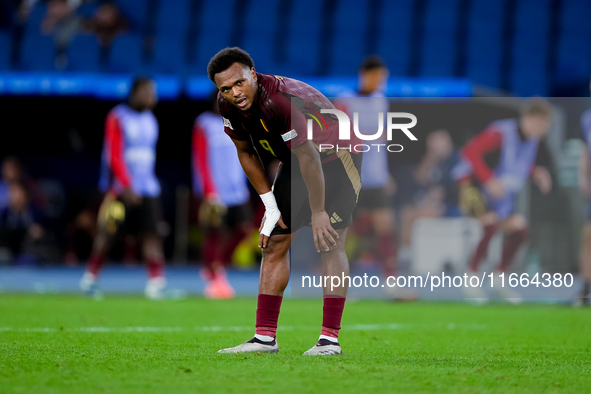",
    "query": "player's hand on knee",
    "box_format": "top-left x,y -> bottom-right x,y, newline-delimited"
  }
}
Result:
258,213 -> 287,249
311,211 -> 339,253
258,191 -> 287,248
